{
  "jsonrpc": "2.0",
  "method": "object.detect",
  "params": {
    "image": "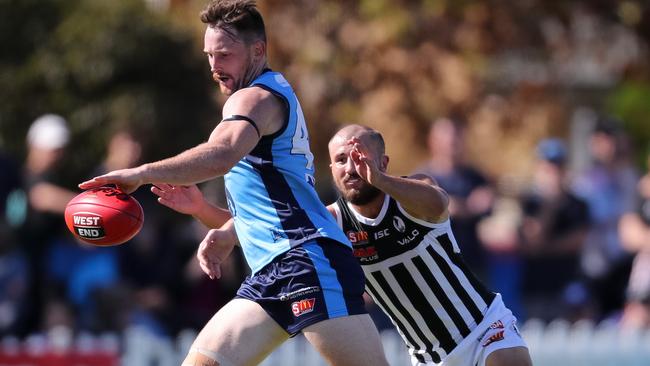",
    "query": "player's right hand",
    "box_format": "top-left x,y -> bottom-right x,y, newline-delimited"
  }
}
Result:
151,184 -> 205,216
79,168 -> 144,193
348,137 -> 381,185
198,228 -> 237,280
